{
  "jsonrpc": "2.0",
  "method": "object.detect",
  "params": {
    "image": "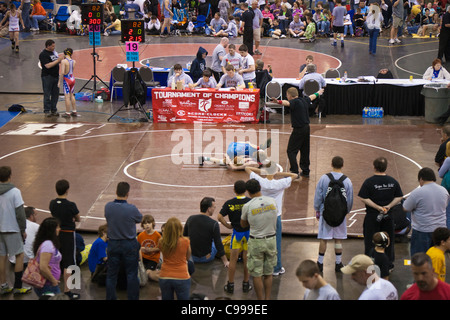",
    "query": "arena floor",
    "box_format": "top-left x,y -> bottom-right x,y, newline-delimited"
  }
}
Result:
0,28 -> 448,304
